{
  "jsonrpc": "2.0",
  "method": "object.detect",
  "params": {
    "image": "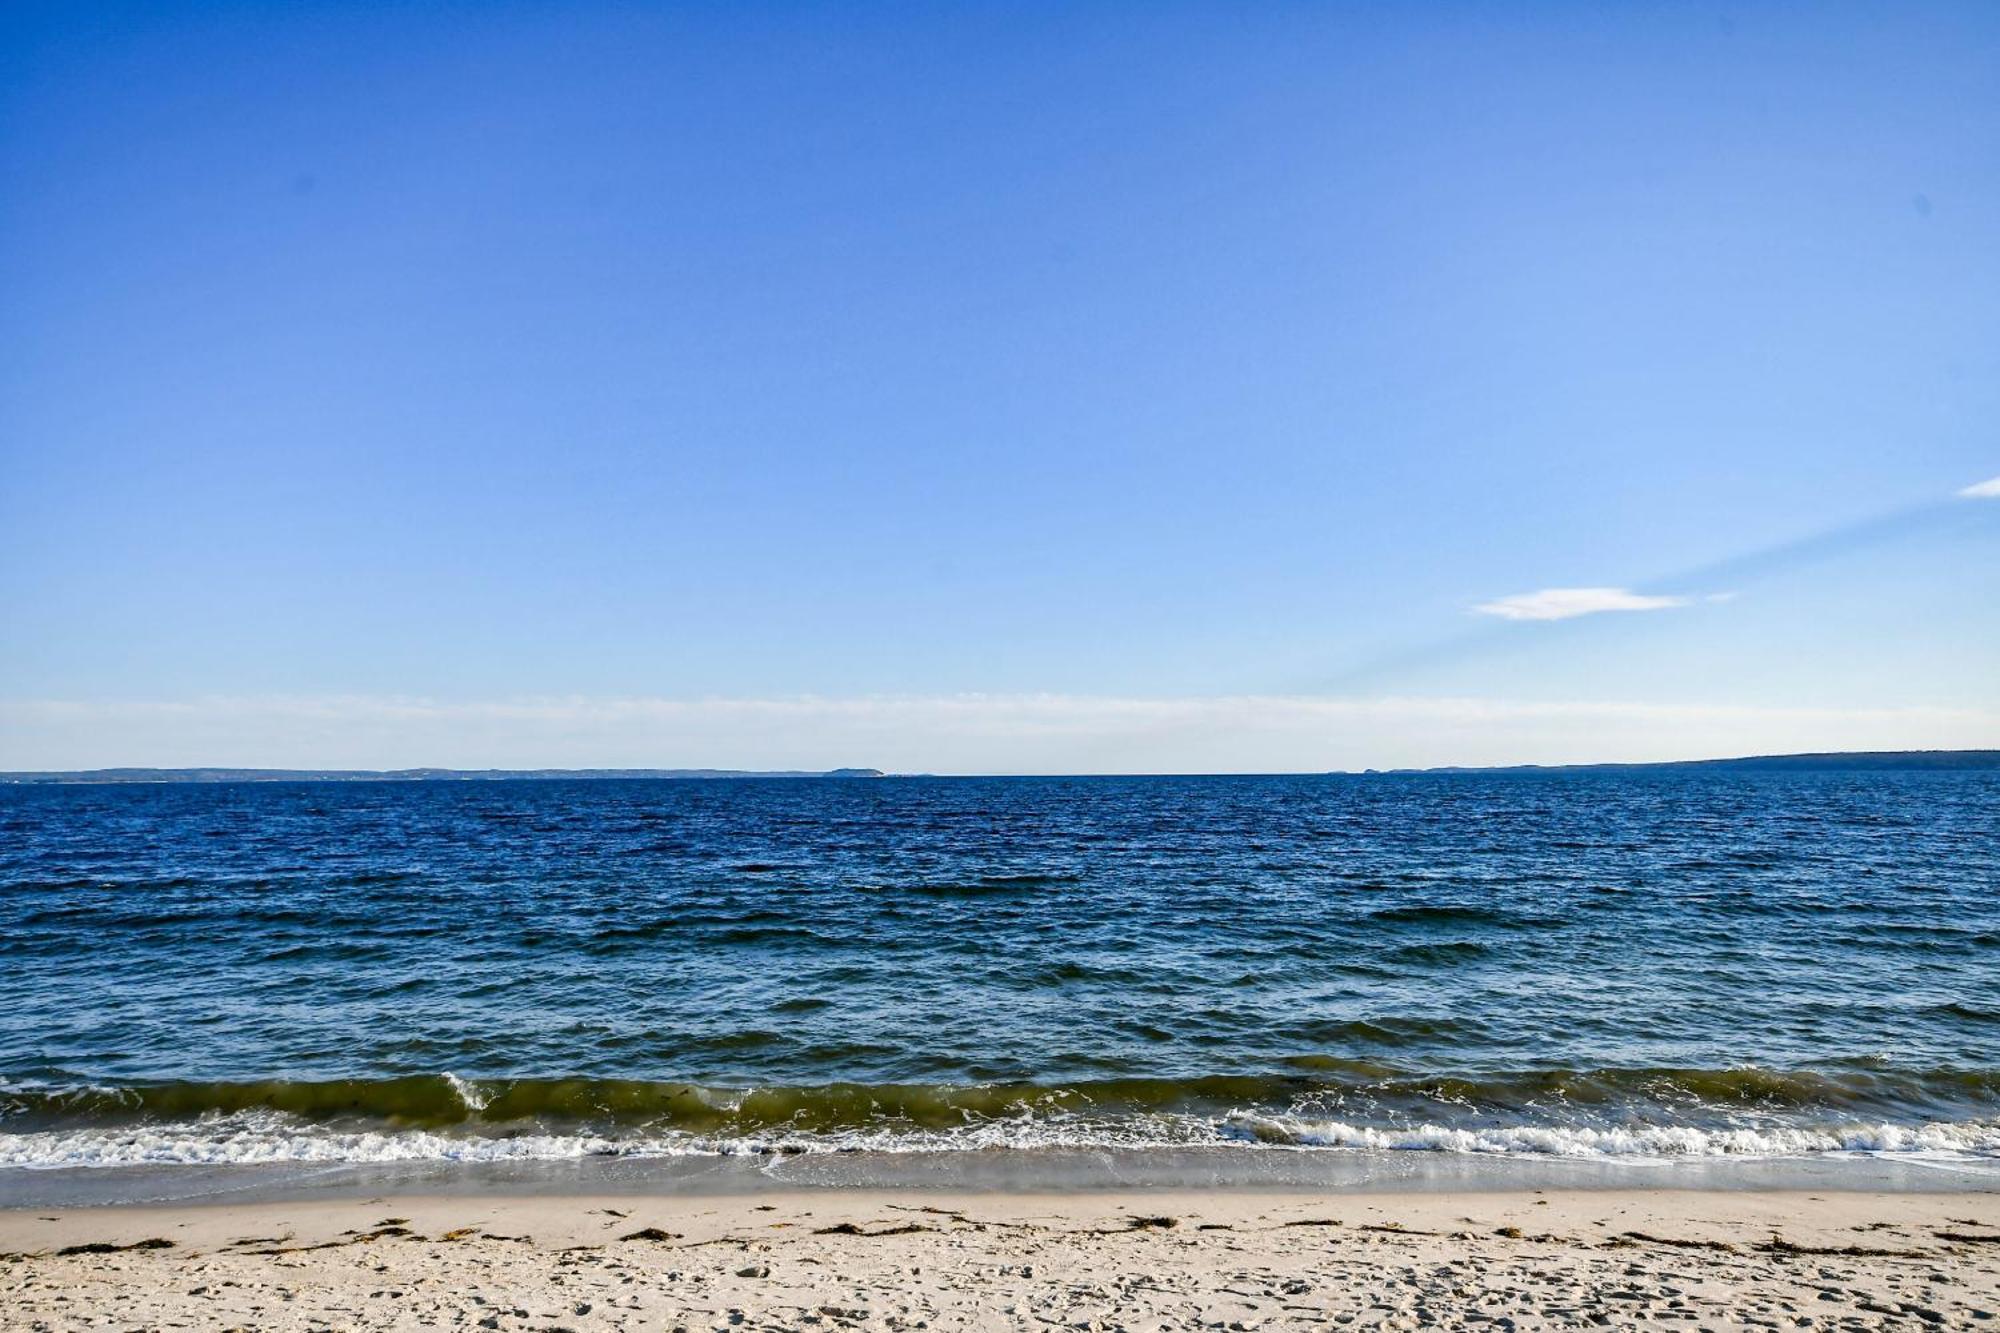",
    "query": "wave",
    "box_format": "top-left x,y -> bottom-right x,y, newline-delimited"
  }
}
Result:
1,1107 -> 1996,1170
1,1065 -> 1997,1168
5,1065 -> 1997,1132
